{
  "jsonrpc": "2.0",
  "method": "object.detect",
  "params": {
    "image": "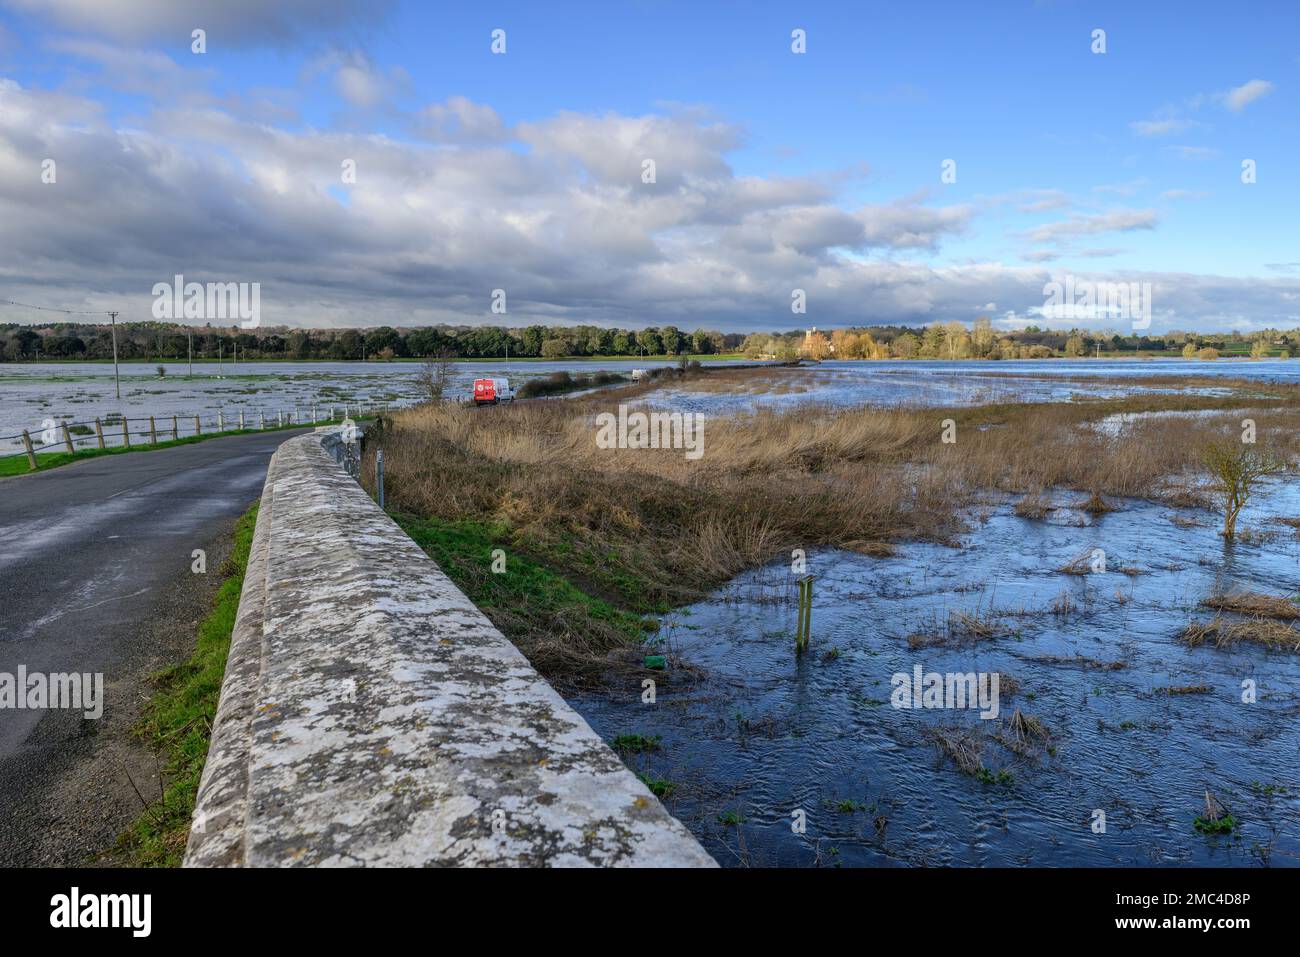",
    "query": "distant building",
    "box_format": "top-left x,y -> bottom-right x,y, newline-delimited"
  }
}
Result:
803,326 -> 833,356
